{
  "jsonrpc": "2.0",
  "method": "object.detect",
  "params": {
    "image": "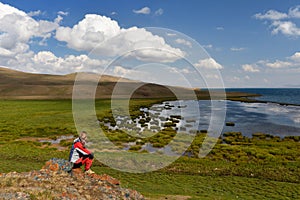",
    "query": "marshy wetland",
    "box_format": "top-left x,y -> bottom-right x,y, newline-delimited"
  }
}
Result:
0,98 -> 299,199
